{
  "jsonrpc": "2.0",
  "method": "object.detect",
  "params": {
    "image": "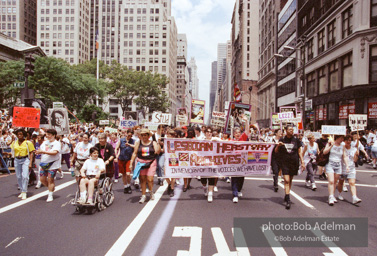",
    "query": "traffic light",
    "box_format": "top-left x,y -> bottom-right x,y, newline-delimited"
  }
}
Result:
24,55 -> 35,77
